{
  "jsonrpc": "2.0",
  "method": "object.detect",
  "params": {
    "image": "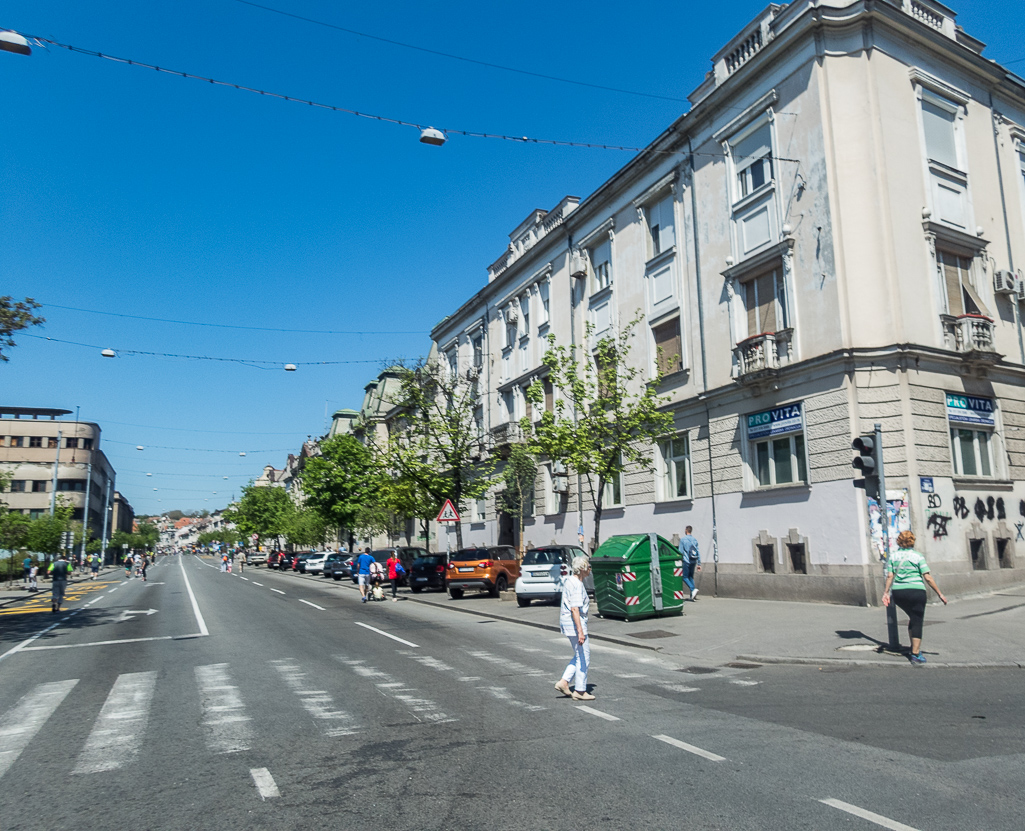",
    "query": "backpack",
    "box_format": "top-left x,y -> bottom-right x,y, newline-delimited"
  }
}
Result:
394,561 -> 406,576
